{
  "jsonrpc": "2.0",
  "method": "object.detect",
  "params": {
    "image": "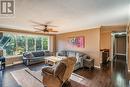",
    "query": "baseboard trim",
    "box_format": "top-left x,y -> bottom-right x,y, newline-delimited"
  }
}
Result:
128,70 -> 130,73
94,65 -> 100,69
